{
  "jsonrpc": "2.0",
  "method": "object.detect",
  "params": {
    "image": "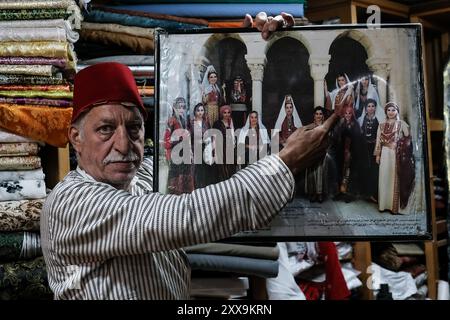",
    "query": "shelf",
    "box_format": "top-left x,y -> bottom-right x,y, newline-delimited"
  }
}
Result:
436,219 -> 448,236
429,119 -> 445,132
